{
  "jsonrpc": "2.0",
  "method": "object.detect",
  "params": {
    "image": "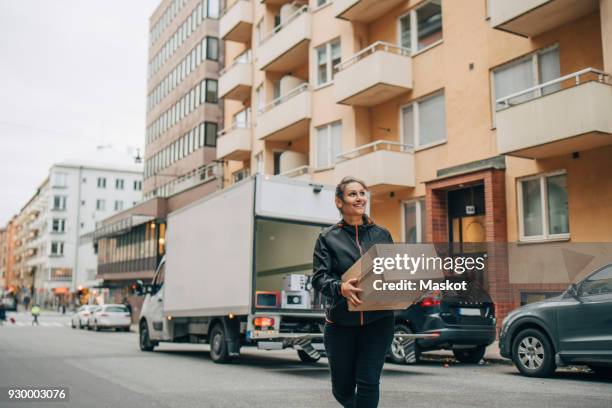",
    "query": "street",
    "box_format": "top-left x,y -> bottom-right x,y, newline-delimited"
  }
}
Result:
0,312 -> 610,408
